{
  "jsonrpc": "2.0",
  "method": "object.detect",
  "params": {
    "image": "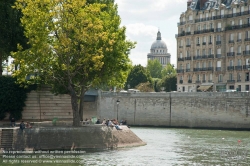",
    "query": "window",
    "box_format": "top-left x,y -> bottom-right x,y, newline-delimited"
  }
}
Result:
238,46 -> 241,54
186,63 -> 190,69
230,46 -> 234,52
210,74 -> 212,80
200,14 -> 202,20
230,60 -> 233,67
197,25 -> 200,30
246,85 -> 249,91
186,38 -> 190,45
231,20 -> 234,26
217,61 -> 221,67
202,49 -> 206,56
247,18 -> 250,25
209,48 -> 213,55
218,74 -> 223,82
206,13 -> 208,18
217,35 -> 221,41
208,61 -> 212,67
210,23 -> 213,29
196,62 -> 200,68
233,8 -> 236,15
239,19 -> 242,26
221,10 -> 224,17
180,64 -> 183,70
203,24 -> 206,30
197,50 -> 200,56
246,31 -> 250,39
188,75 -> 191,80
229,73 -> 233,80
230,33 -> 234,41
217,48 -> 221,54
238,33 -> 242,40
197,74 -> 200,81
202,74 -> 206,81
209,36 -> 212,43
202,62 -> 206,68
238,59 -> 241,66
246,45 -> 250,51
237,73 -> 241,81
189,15 -> 193,21
186,50 -> 190,57
197,37 -> 200,44
241,6 -> 244,13
203,36 -> 206,43
180,52 -> 183,58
